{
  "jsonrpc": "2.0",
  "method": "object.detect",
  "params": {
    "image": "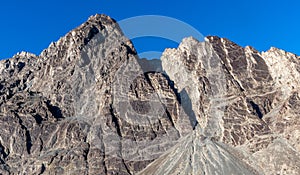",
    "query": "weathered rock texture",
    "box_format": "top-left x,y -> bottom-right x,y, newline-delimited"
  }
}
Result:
0,14 -> 299,175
